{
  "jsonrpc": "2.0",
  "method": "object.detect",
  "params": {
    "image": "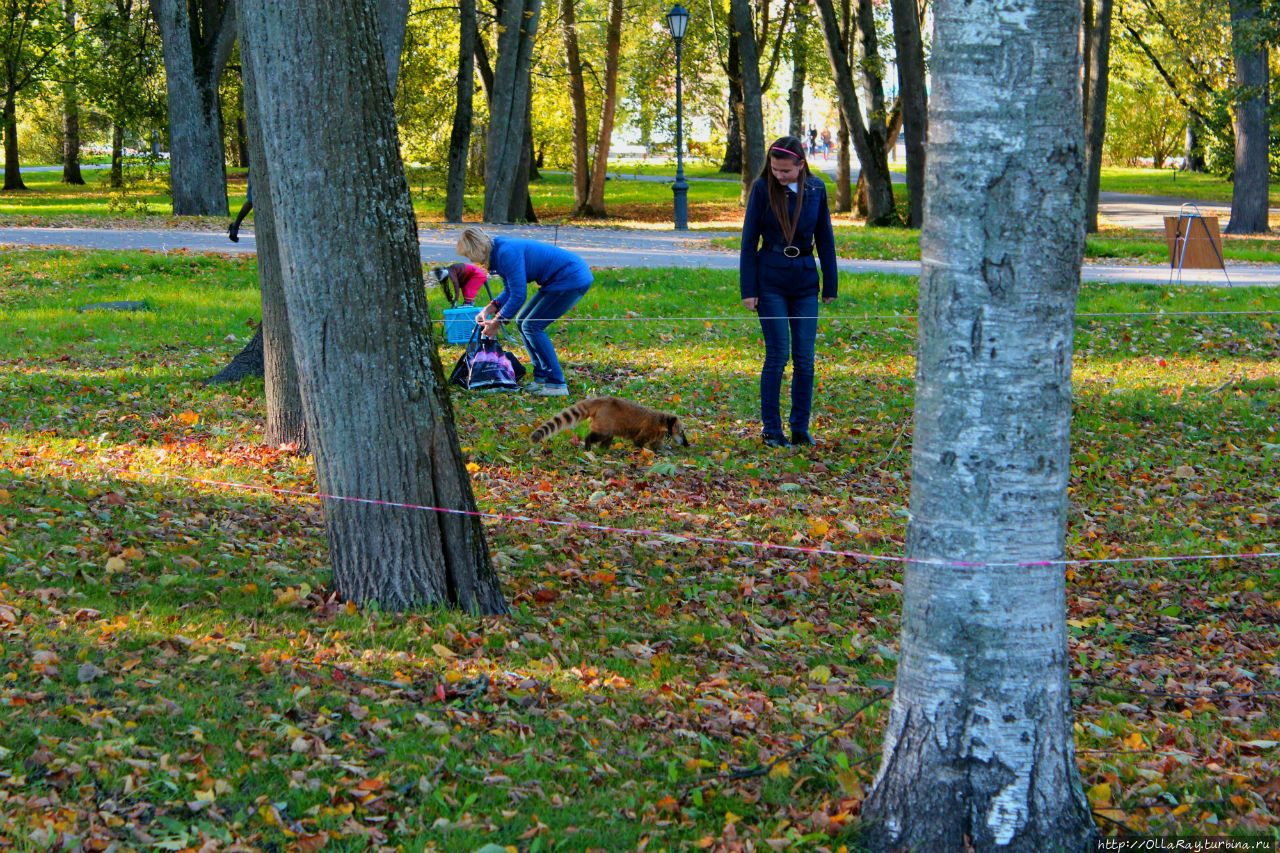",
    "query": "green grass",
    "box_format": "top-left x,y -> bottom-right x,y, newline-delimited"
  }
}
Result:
0,248 -> 1277,848
1099,166 -> 1280,207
